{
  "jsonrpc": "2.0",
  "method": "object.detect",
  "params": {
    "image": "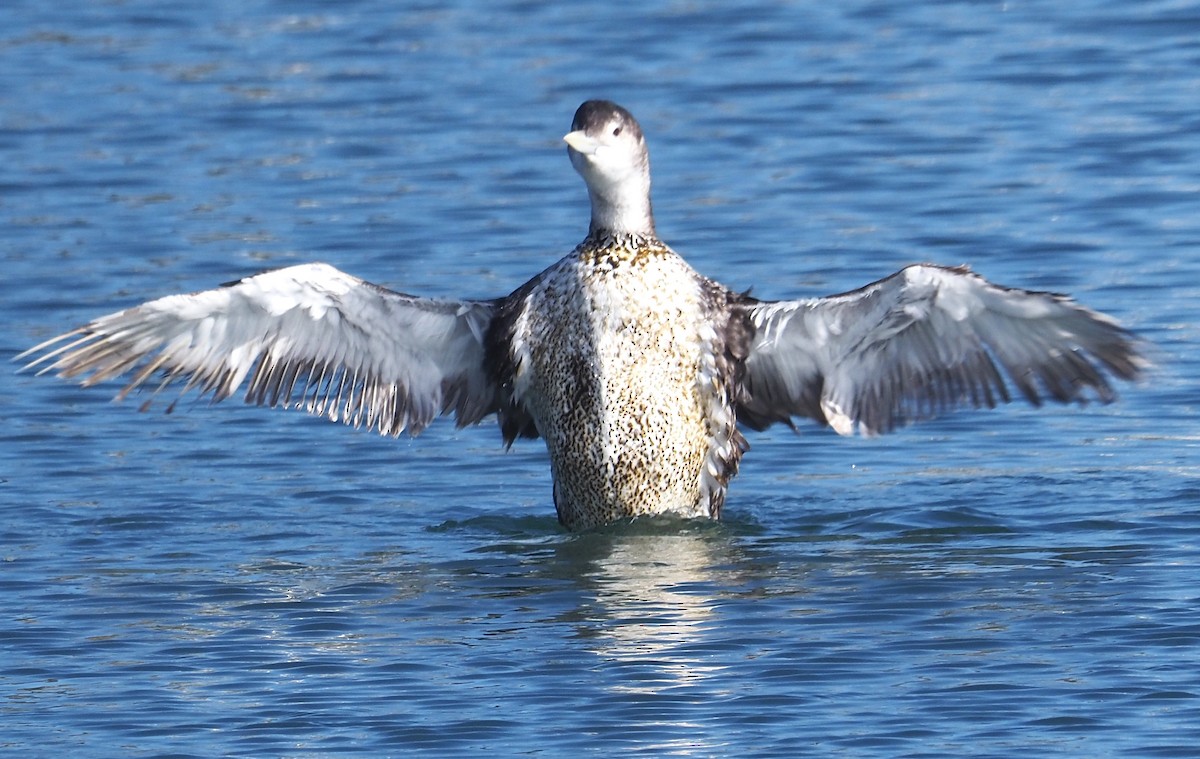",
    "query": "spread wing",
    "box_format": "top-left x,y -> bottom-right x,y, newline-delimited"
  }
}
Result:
738,264 -> 1146,436
17,262 -> 499,436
